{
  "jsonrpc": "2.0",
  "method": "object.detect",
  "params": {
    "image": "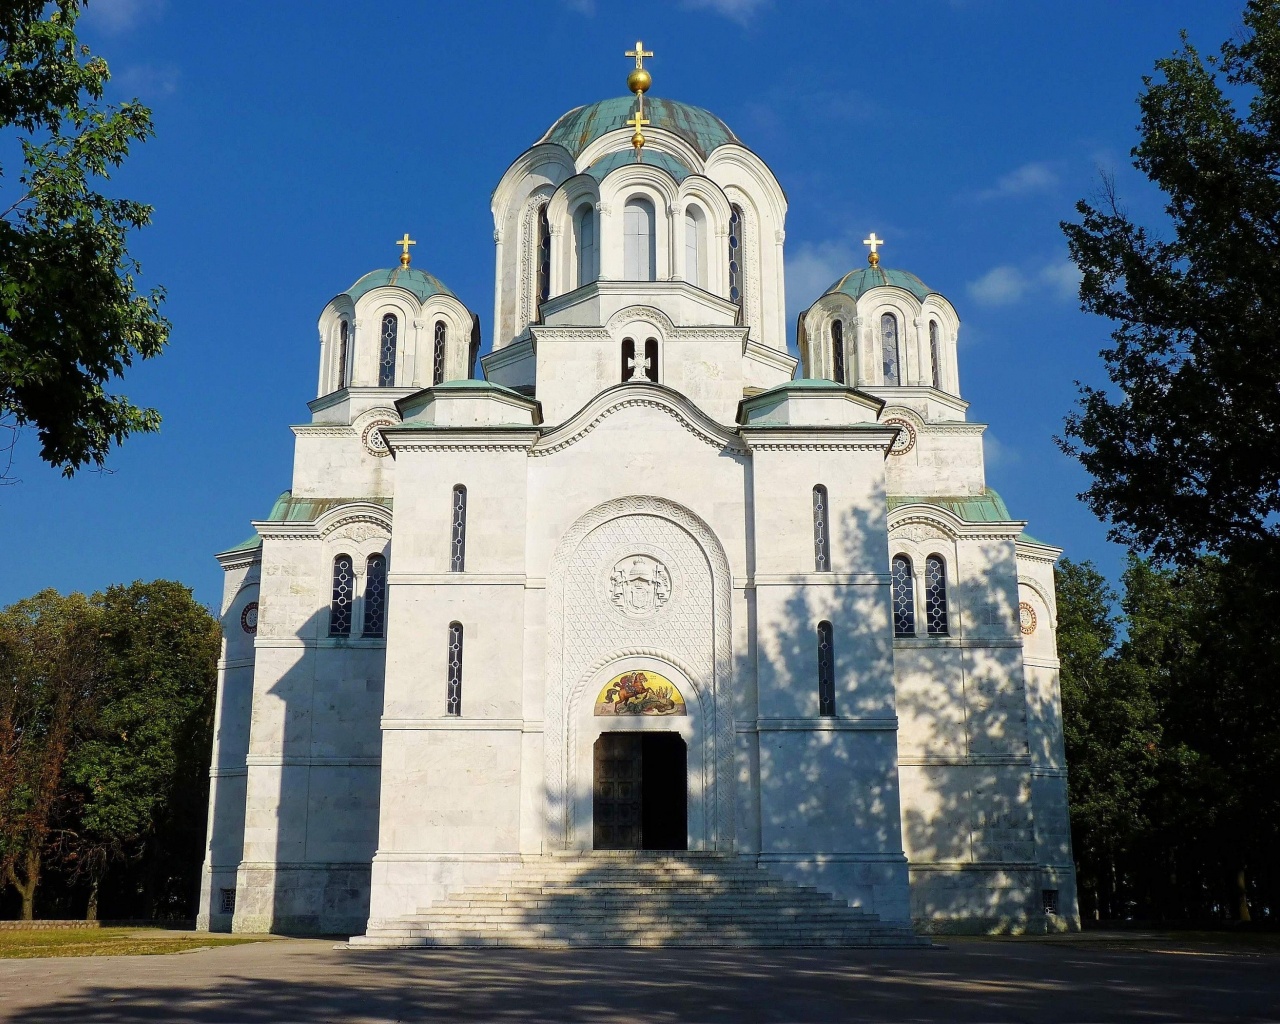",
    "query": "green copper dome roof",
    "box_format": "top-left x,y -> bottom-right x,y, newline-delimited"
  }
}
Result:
825,267 -> 935,302
345,266 -> 455,304
540,96 -> 741,159
584,148 -> 694,184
